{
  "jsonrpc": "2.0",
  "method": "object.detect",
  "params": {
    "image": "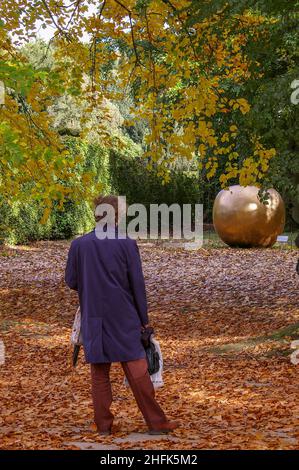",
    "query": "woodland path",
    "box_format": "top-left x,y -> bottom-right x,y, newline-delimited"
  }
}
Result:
0,241 -> 298,449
